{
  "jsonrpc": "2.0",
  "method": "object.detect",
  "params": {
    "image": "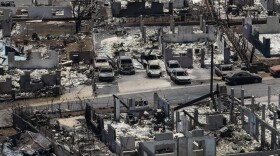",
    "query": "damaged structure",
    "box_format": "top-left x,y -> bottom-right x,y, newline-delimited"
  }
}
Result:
3,0 -> 280,155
